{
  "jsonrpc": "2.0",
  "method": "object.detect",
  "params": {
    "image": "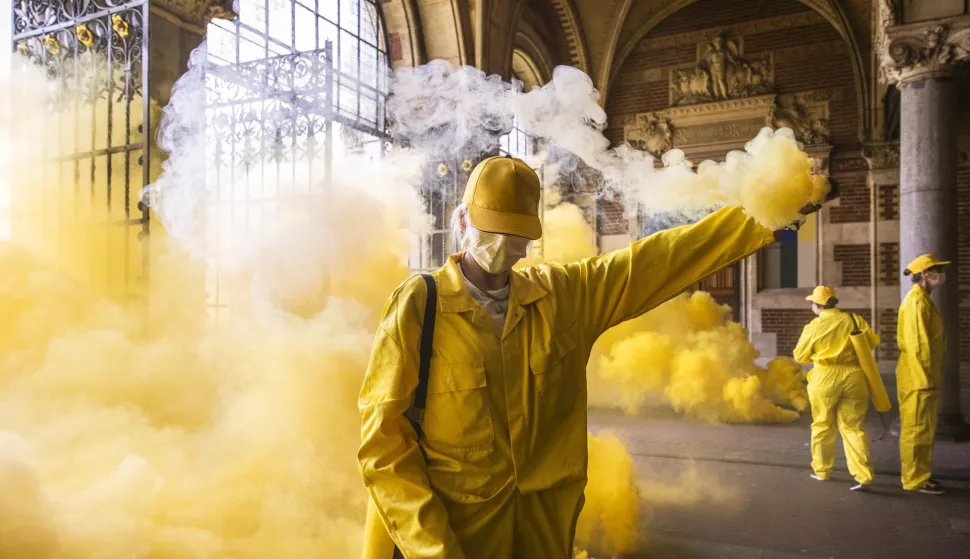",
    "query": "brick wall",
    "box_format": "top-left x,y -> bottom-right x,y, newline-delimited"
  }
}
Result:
827,168 -> 869,223
878,184 -> 899,220
880,242 -> 899,284
764,308 -> 872,357
606,0 -> 860,147
879,308 -> 899,361
957,166 -> 970,290
833,244 -> 870,286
